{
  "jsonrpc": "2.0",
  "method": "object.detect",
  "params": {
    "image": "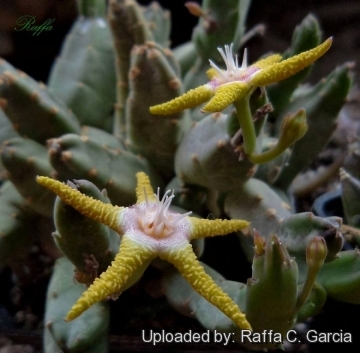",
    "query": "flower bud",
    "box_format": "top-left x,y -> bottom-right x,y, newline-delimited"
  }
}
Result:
248,108 -> 308,164
296,236 -> 328,311
306,236 -> 328,270
278,108 -> 308,149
